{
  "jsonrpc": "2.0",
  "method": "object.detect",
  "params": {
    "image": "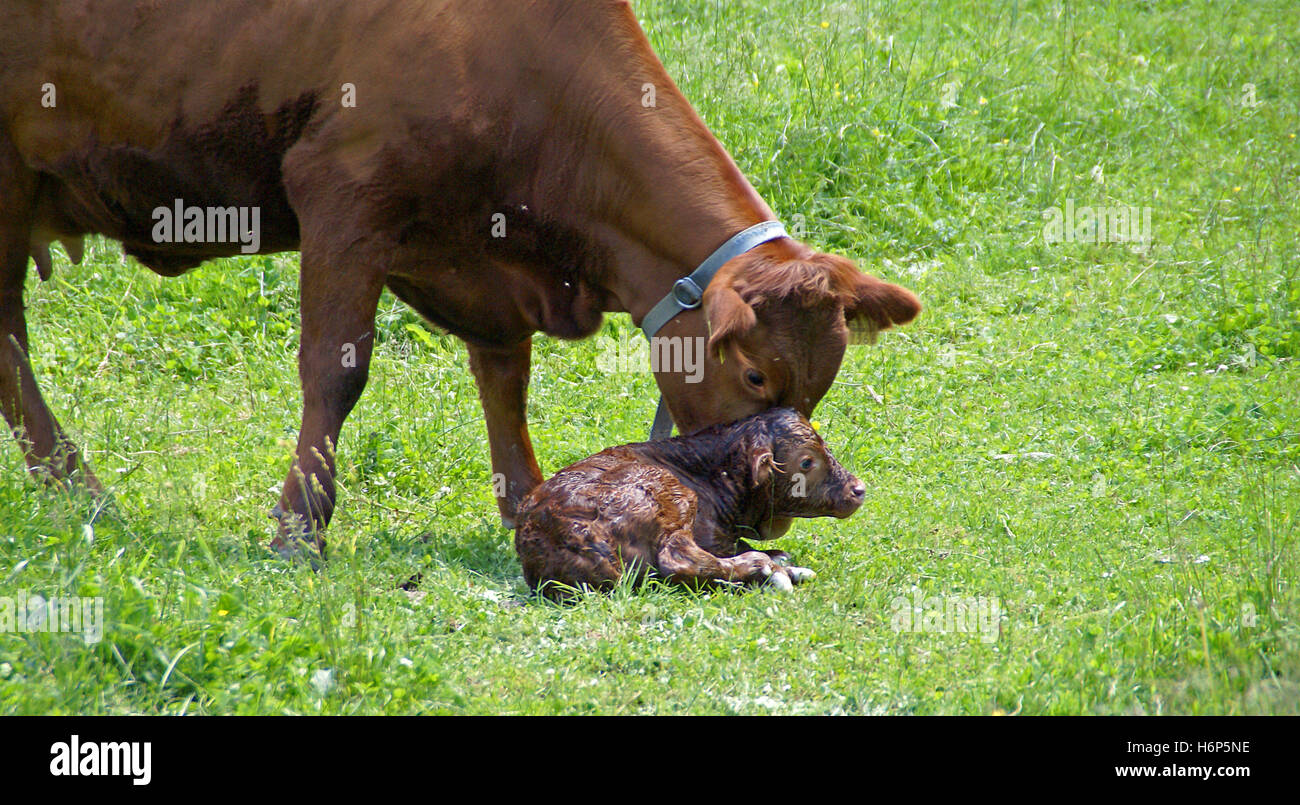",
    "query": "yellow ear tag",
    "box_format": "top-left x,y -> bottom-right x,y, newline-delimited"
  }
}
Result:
847,317 -> 879,345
